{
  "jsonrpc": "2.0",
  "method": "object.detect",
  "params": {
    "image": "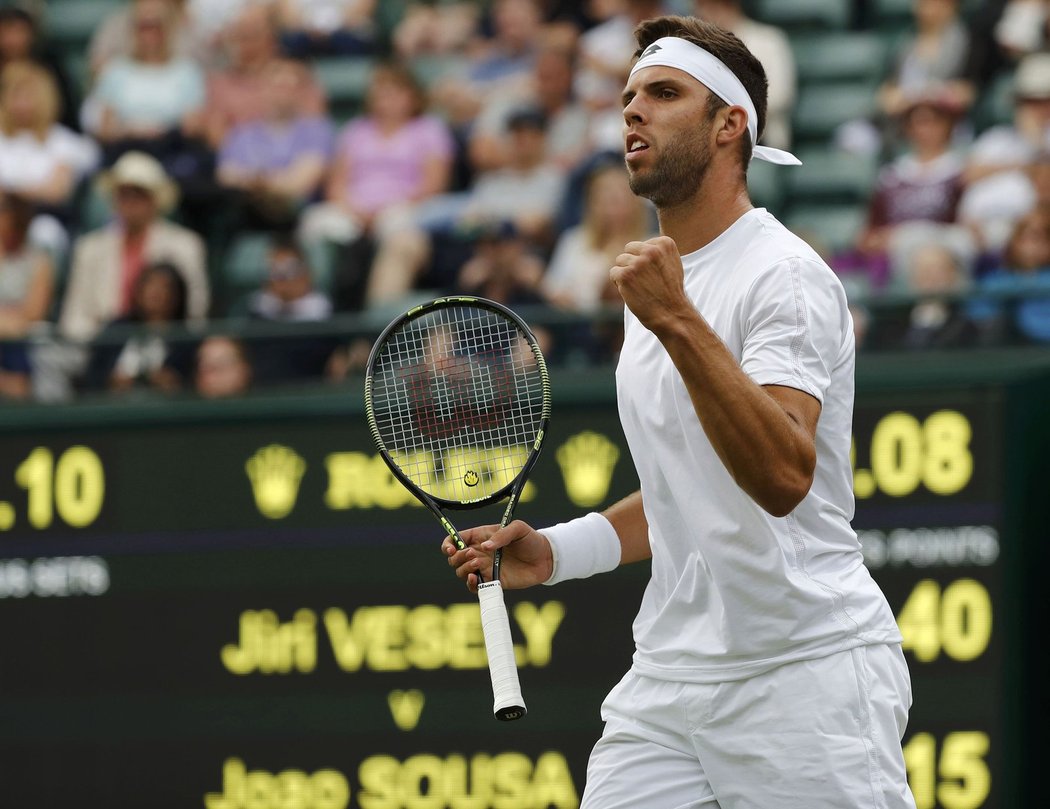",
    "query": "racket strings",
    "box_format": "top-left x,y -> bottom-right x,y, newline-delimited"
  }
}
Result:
370,305 -> 546,503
